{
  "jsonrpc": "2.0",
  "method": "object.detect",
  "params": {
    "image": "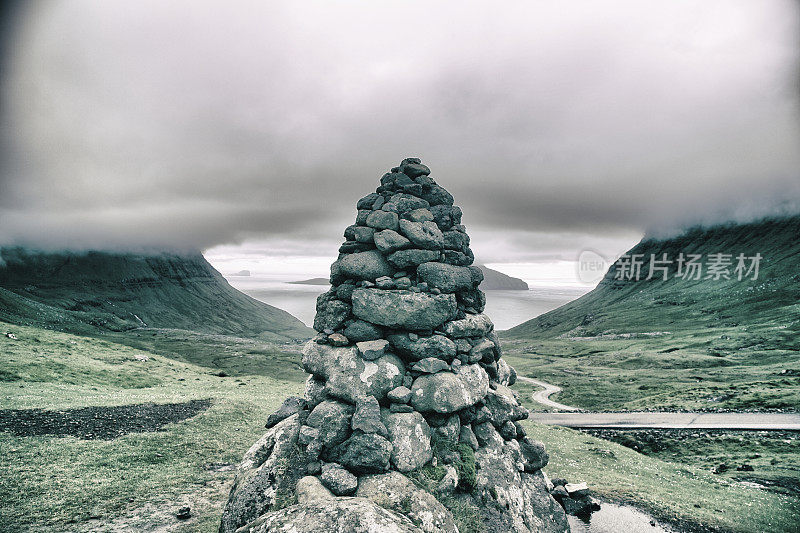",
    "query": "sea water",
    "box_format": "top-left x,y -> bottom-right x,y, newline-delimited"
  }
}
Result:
225,275 -> 588,330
